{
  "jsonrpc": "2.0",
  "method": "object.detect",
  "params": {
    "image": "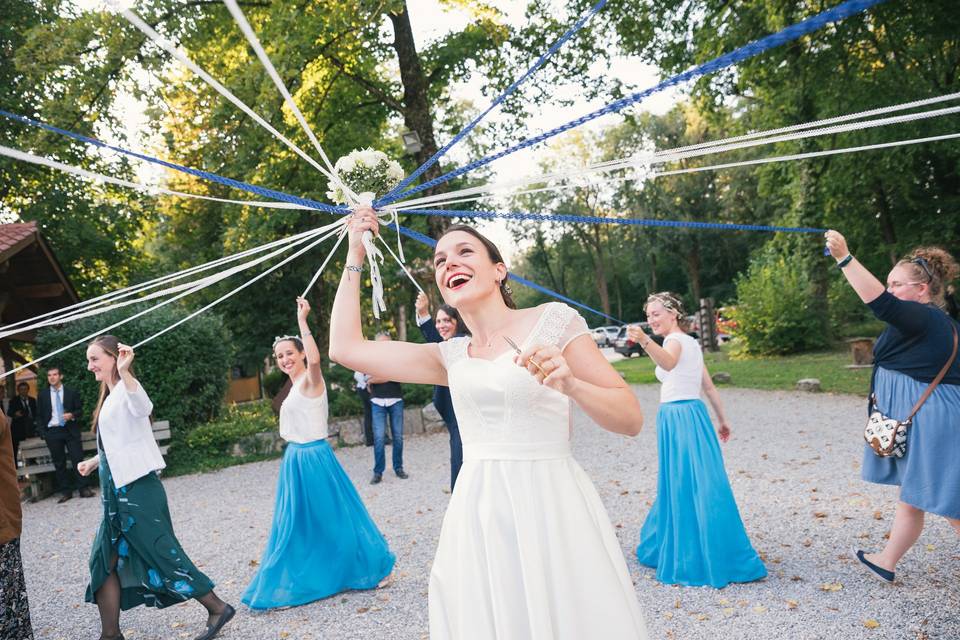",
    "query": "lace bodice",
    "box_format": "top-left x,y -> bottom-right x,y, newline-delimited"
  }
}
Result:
437,302 -> 589,448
